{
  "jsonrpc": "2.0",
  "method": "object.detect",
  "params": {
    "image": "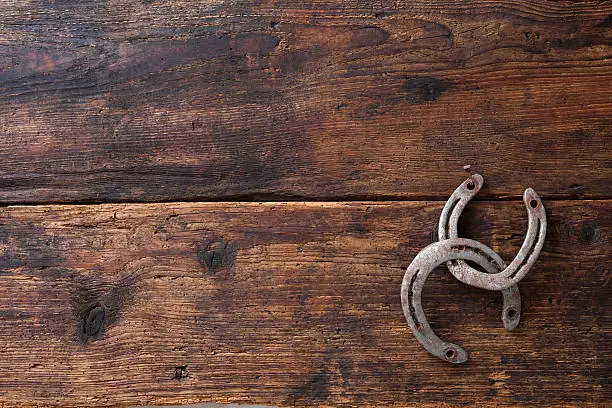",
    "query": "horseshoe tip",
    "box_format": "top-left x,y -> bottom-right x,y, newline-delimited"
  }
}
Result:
441,345 -> 468,363
523,188 -> 543,209
464,173 -> 484,193
502,314 -> 521,331
453,350 -> 469,364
